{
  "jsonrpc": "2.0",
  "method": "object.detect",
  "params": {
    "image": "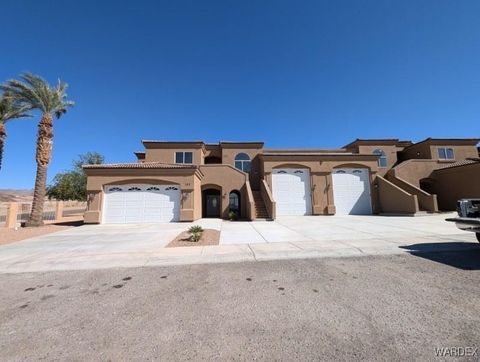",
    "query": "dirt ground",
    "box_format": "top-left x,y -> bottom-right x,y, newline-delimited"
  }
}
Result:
0,220 -> 83,246
166,229 -> 220,247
